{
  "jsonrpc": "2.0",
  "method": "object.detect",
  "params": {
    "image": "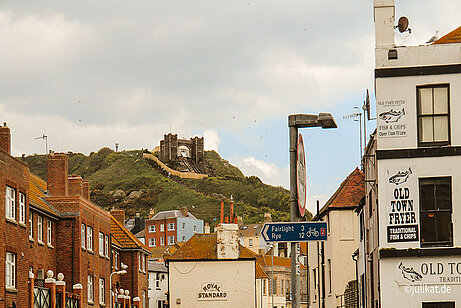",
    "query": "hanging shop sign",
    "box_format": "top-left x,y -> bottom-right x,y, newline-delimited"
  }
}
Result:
385,165 -> 419,243
197,282 -> 228,301
377,99 -> 407,138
